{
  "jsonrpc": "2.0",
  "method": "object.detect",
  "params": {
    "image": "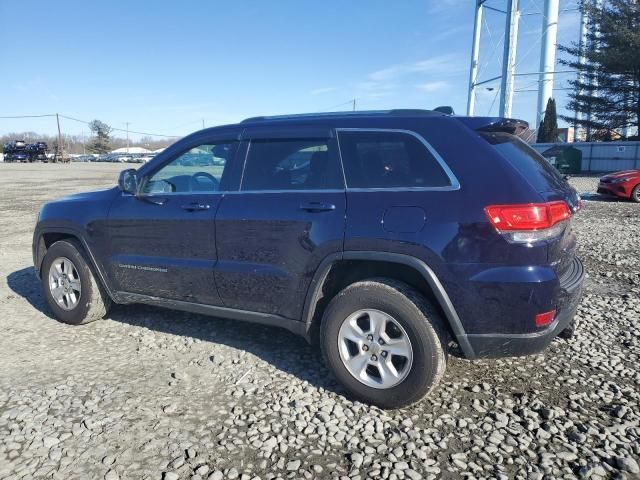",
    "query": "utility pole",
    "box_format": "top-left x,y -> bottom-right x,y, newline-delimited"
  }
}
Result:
499,0 -> 520,118
467,0 -> 484,116
56,113 -> 63,163
202,119 -> 205,129
352,99 -> 356,111
587,0 -> 603,141
125,122 -> 130,154
81,130 -> 86,155
575,3 -> 589,141
536,0 -> 560,127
